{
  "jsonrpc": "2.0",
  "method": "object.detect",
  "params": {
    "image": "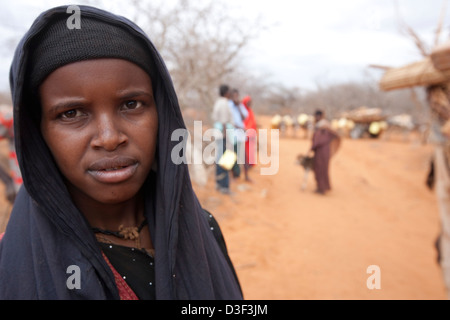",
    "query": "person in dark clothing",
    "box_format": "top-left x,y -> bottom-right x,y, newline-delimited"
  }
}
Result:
0,5 -> 242,300
309,110 -> 340,195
